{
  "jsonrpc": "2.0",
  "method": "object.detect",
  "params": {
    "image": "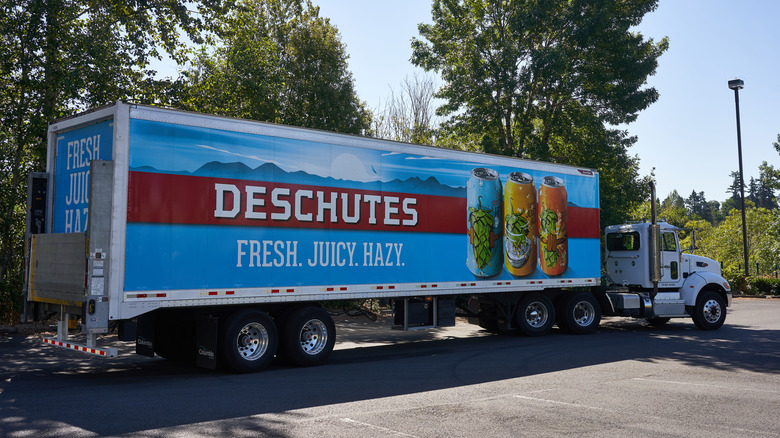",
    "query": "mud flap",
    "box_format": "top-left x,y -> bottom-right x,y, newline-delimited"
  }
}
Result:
196,315 -> 219,370
135,314 -> 155,357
